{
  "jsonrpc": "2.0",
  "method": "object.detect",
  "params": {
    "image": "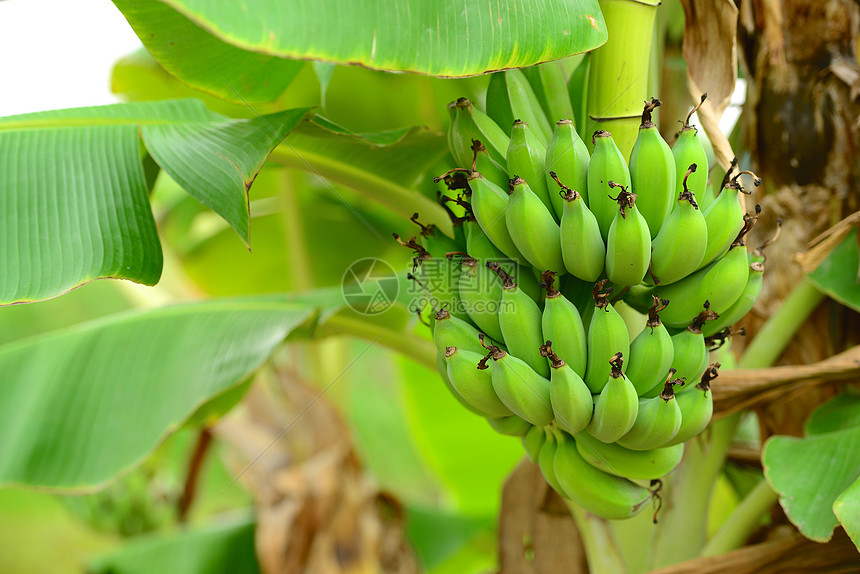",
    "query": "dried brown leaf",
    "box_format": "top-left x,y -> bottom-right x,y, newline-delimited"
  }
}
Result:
680,0 -> 739,110
691,81 -> 737,173
648,528 -> 860,573
498,459 -> 587,574
712,345 -> 860,419
680,0 -> 739,171
795,210 -> 860,272
217,371 -> 417,574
